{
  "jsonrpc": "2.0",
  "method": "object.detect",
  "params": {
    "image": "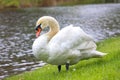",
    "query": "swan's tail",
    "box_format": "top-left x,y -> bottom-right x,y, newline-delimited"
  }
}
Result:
92,51 -> 107,58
